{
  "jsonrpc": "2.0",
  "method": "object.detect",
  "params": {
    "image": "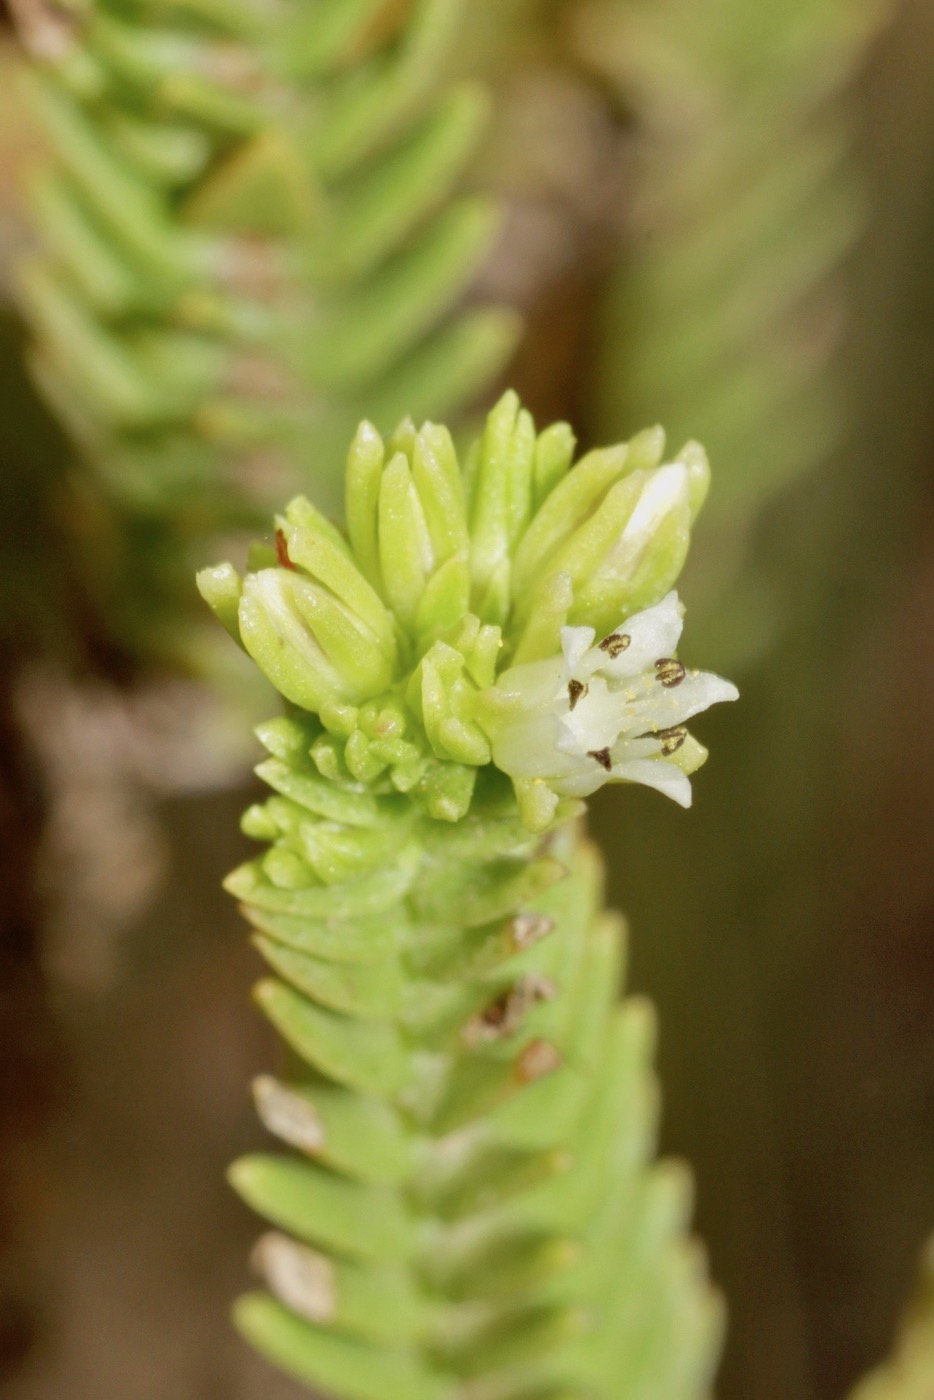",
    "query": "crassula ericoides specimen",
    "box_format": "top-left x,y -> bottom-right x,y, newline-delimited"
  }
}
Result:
199,391 -> 736,1400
